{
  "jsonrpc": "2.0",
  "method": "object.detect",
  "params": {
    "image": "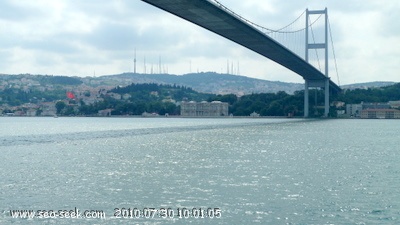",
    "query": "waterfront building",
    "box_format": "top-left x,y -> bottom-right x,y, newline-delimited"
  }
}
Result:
361,102 -> 391,110
360,108 -> 400,119
347,102 -> 391,117
98,109 -> 112,116
40,102 -> 57,116
250,112 -> 260,117
346,104 -> 362,117
181,101 -> 228,117
388,100 -> 400,109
